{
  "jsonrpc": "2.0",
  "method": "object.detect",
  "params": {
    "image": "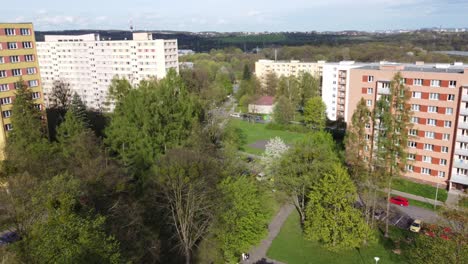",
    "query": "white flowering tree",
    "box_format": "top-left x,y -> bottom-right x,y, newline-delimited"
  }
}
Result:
259,137 -> 289,181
